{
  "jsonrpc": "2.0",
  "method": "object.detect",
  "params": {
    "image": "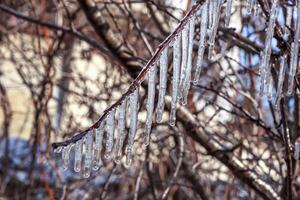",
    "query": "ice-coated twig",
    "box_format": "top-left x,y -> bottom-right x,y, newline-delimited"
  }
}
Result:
74,139 -> 83,172
288,1 -> 300,94
156,47 -> 168,122
125,88 -> 139,166
170,33 -> 181,126
144,64 -> 157,145
105,109 -> 116,159
193,1 -> 208,84
83,131 -> 93,178
181,15 -> 196,105
225,0 -> 233,27
259,0 -> 278,95
93,123 -> 104,170
114,100 -> 127,163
